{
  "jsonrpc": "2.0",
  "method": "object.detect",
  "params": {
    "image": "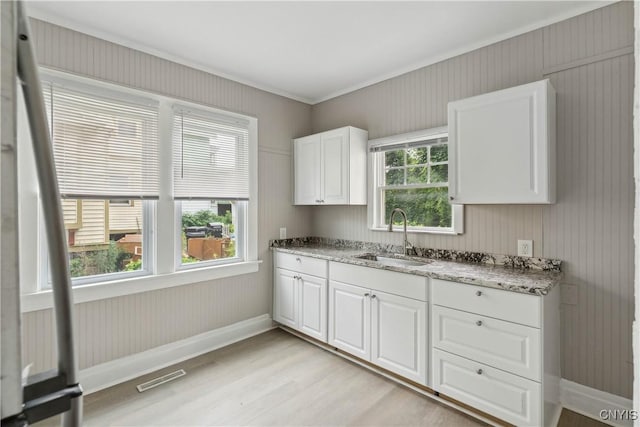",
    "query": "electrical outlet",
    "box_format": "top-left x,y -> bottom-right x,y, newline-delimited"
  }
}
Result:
517,240 -> 533,257
279,227 -> 287,239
